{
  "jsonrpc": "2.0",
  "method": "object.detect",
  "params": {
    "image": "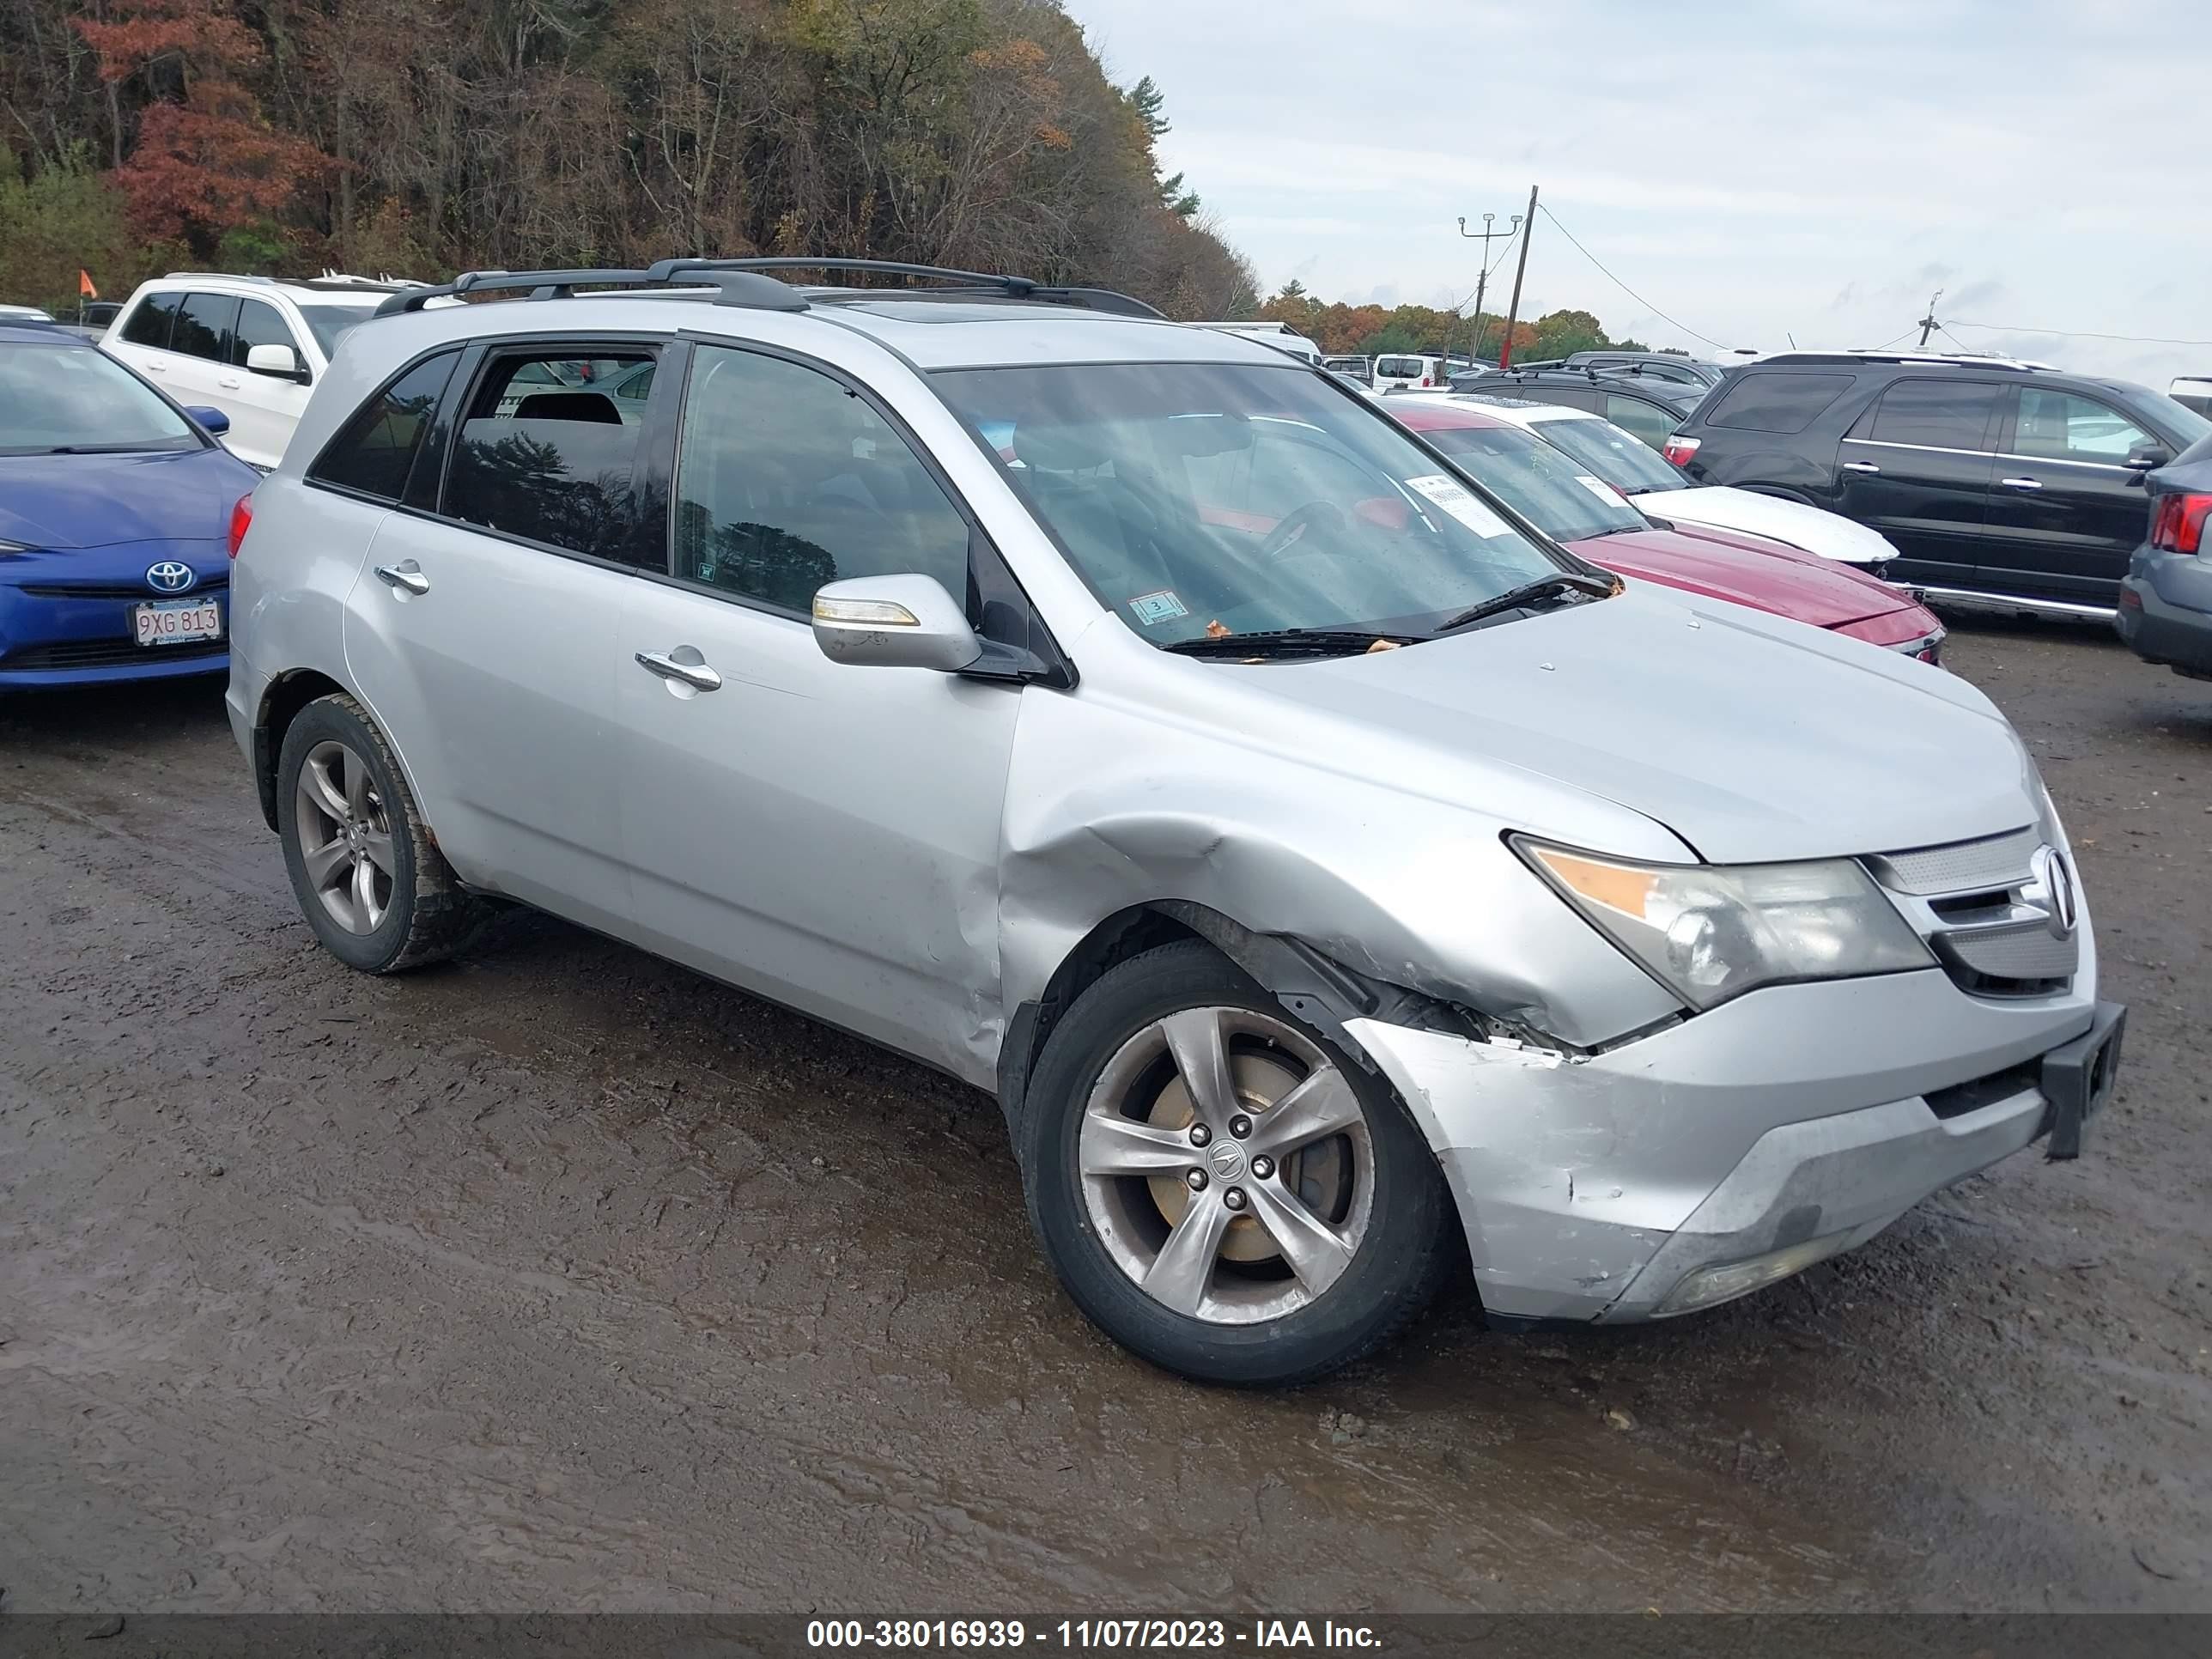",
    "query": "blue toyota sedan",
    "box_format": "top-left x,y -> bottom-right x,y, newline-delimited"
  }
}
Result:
1,322 -> 260,689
